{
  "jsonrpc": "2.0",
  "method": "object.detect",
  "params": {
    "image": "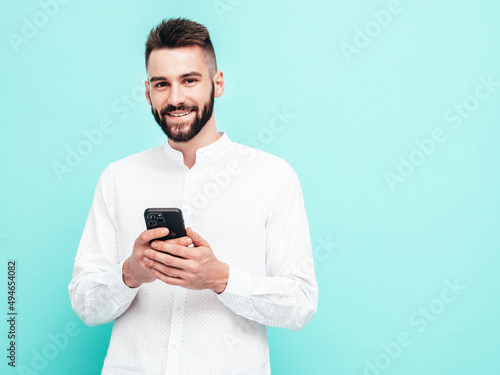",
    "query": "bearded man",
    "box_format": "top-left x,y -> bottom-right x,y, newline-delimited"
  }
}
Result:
69,18 -> 317,375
